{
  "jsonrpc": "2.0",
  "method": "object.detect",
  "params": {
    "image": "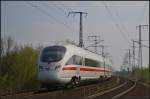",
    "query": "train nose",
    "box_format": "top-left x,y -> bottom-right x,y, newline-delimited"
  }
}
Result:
38,70 -> 59,83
